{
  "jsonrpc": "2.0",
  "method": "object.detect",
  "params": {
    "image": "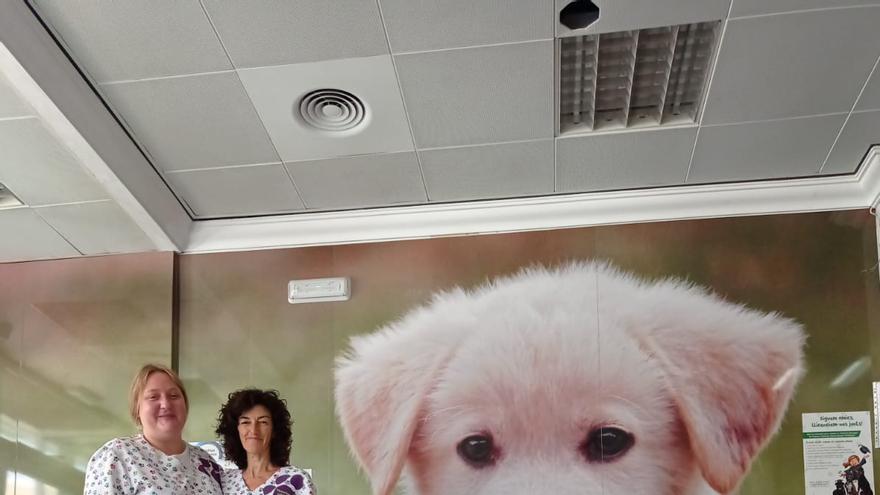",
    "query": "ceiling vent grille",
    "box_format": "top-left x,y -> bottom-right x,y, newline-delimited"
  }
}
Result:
558,20 -> 720,134
0,182 -> 23,209
298,89 -> 367,132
